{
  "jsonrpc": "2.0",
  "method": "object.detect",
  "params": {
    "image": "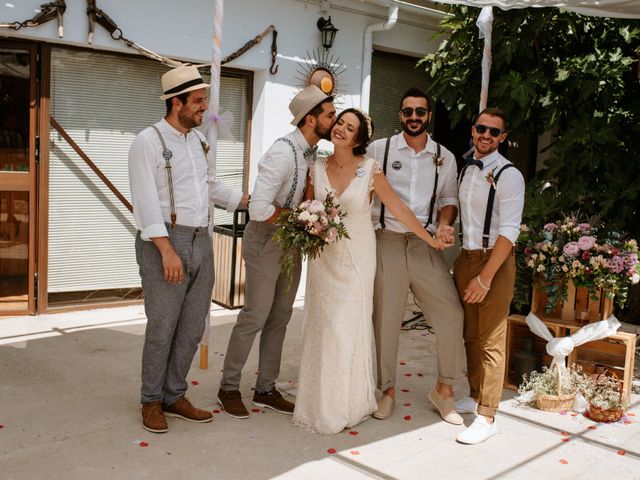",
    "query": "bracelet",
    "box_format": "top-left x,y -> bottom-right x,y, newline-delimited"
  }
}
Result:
476,275 -> 490,291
